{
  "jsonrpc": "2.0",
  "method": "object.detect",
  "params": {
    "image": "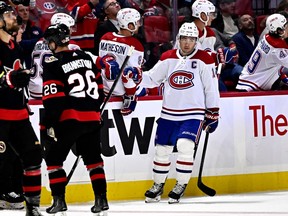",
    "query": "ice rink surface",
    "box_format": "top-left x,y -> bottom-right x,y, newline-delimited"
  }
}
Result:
1,190 -> 288,216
